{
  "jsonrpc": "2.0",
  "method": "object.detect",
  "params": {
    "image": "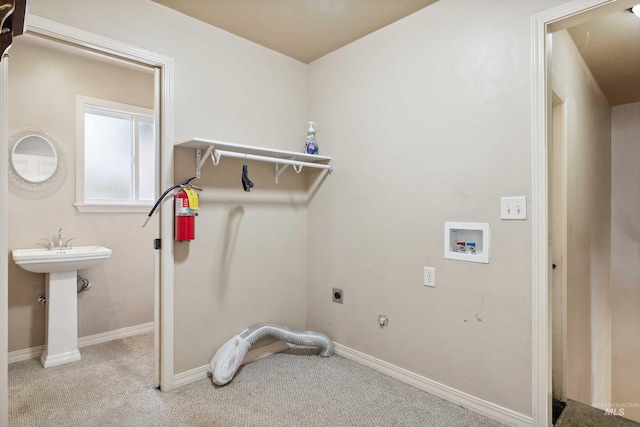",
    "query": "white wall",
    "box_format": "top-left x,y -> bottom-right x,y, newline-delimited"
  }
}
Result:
551,30 -> 611,406
28,0 -> 310,375
611,102 -> 640,423
8,39 -> 156,352
307,0 -> 569,416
